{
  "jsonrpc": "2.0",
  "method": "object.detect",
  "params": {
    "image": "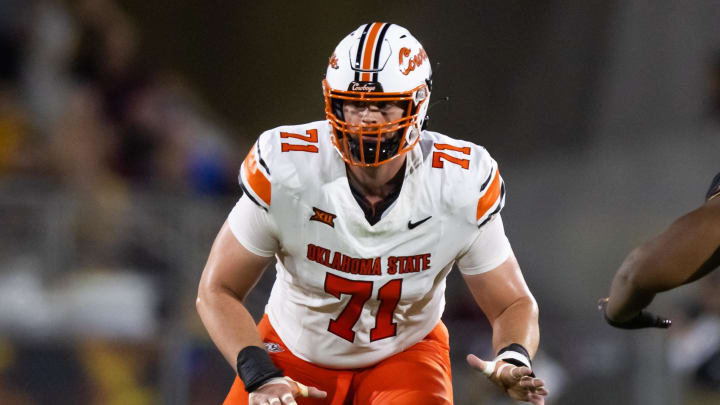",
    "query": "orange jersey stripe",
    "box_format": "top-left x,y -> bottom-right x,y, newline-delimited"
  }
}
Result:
361,23 -> 384,82
242,146 -> 271,206
476,170 -> 501,221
